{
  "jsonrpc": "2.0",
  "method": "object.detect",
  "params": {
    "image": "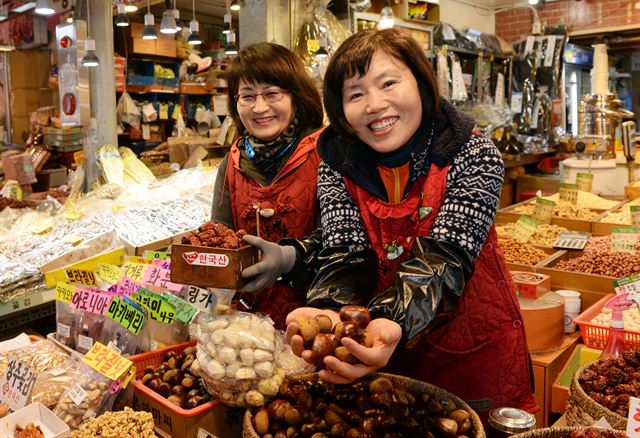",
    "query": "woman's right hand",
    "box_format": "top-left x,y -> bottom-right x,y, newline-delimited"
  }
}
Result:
285,307 -> 340,356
